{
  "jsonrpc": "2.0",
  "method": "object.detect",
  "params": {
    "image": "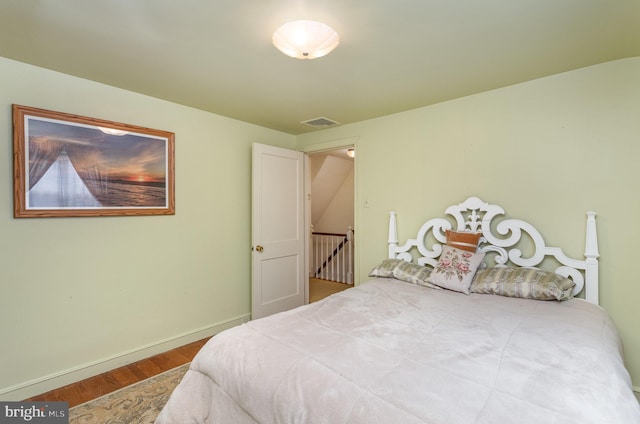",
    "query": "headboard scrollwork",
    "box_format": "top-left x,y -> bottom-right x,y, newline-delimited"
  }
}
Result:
388,197 -> 599,304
